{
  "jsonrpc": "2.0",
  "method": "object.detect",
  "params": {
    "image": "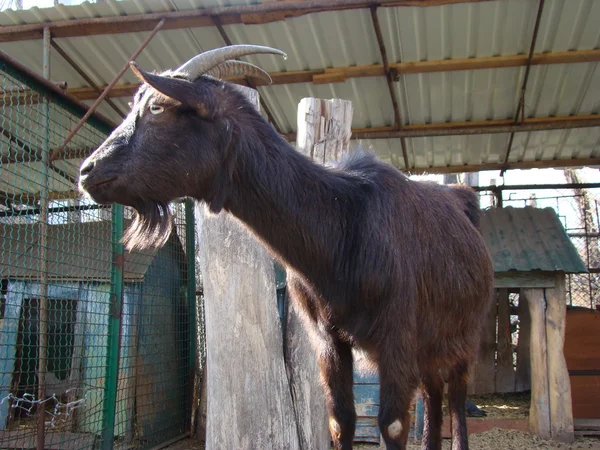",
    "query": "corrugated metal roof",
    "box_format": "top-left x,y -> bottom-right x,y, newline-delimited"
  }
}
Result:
480,206 -> 588,273
0,219 -> 164,281
0,0 -> 598,173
